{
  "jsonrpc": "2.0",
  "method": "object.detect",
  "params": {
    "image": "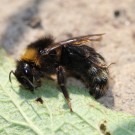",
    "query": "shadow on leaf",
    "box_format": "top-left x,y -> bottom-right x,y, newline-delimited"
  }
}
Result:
15,77 -> 114,111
